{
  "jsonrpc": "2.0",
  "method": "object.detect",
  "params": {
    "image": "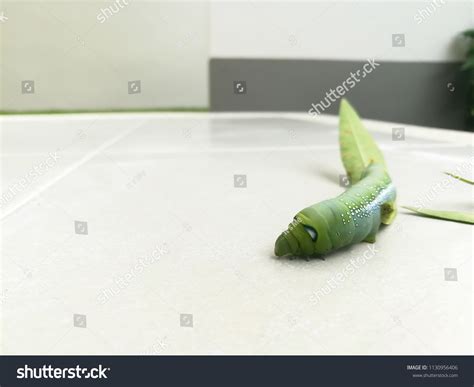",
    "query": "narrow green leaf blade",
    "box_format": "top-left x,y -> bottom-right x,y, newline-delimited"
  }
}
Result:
402,206 -> 474,224
444,172 -> 474,185
339,99 -> 386,183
